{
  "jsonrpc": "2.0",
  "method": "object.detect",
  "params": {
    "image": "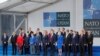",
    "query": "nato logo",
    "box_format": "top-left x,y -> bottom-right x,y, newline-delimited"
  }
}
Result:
43,12 -> 56,27
83,0 -> 100,19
